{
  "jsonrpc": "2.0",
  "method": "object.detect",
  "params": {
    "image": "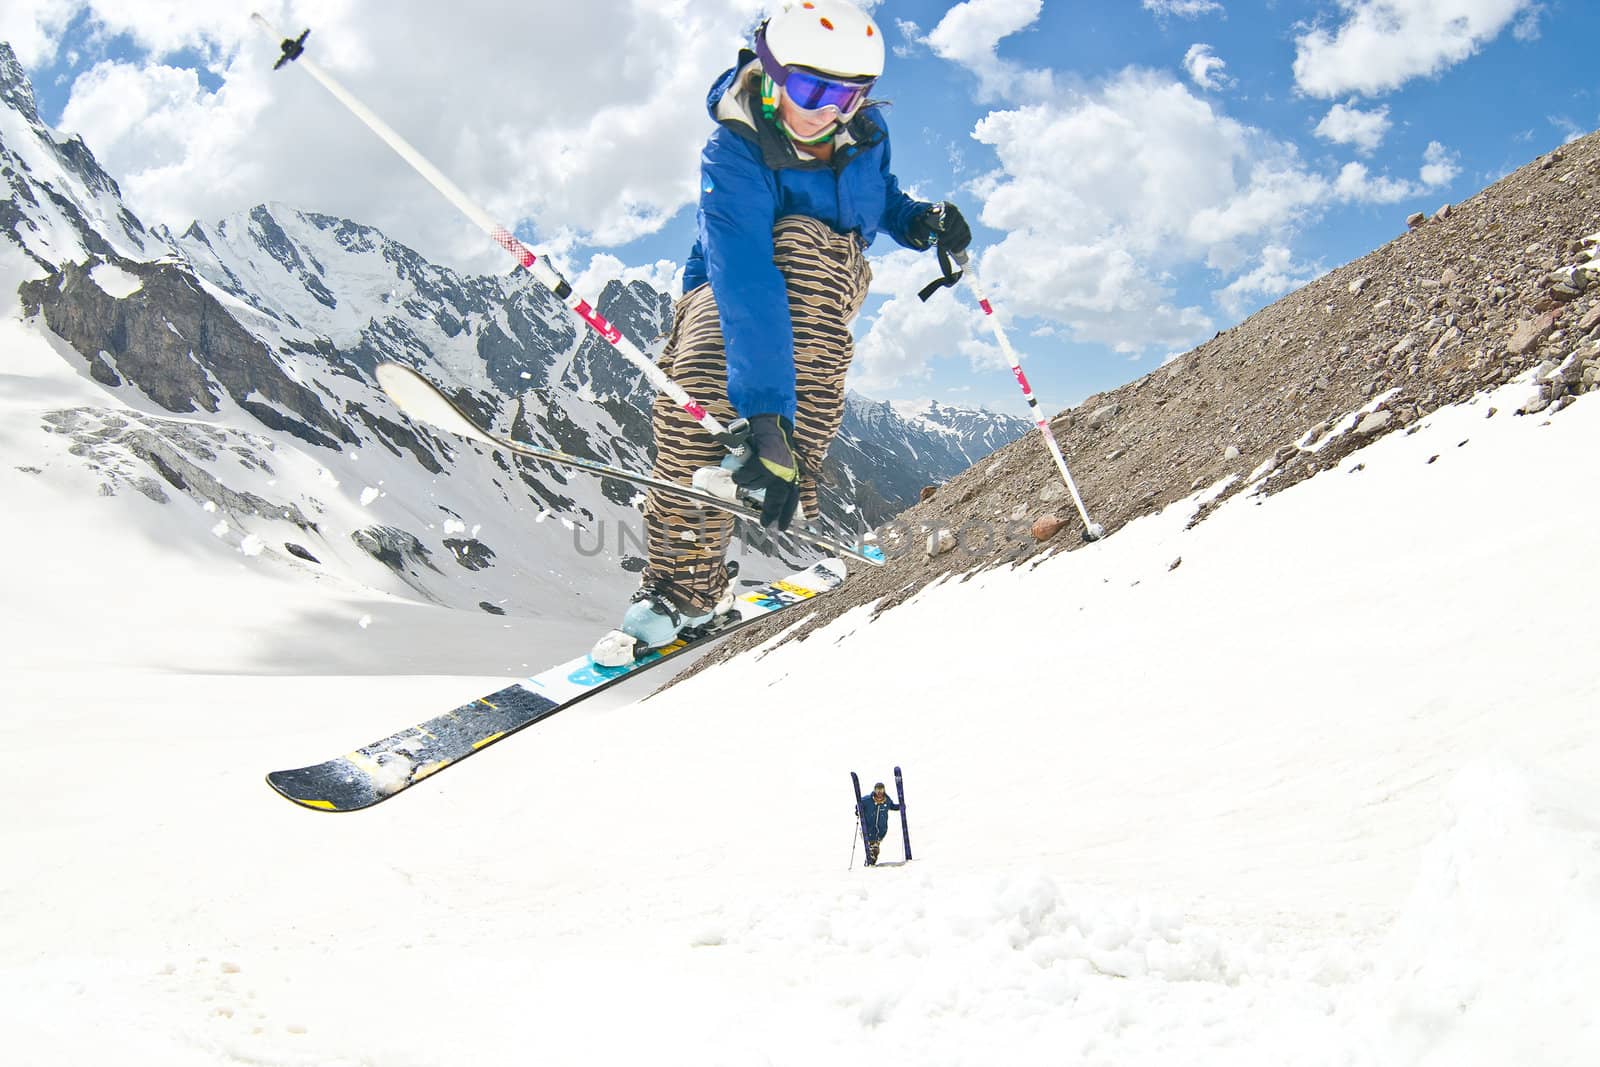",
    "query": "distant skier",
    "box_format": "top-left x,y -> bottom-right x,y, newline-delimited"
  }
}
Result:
858,781 -> 901,866
592,0 -> 971,666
